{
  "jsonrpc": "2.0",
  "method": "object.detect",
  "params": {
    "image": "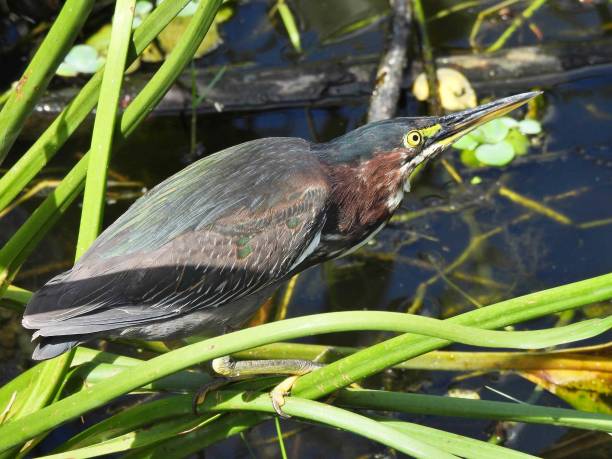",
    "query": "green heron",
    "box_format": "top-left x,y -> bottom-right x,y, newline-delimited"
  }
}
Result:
22,92 -> 538,364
